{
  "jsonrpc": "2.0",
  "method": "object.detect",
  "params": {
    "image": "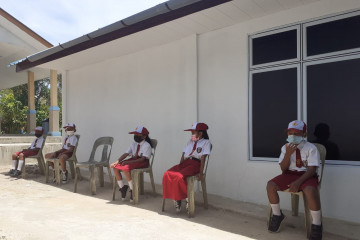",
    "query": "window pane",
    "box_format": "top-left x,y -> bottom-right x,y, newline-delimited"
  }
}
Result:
307,57 -> 360,161
252,29 -> 297,66
306,14 -> 360,56
252,68 -> 298,158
